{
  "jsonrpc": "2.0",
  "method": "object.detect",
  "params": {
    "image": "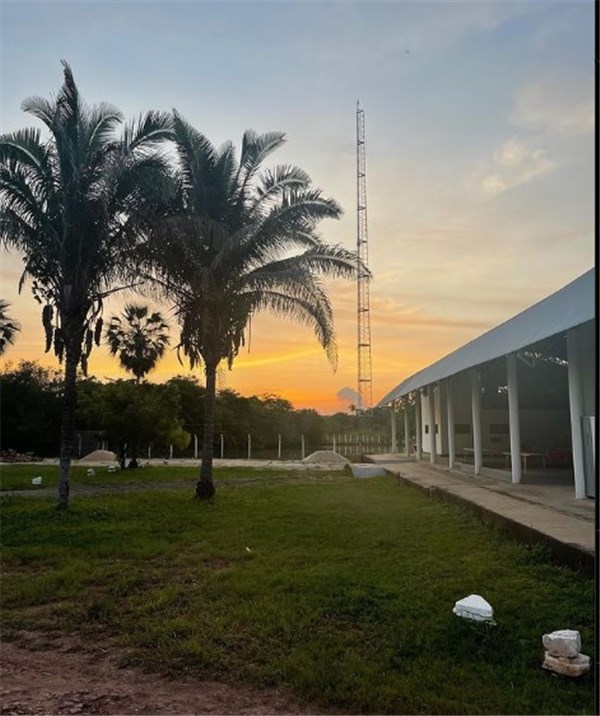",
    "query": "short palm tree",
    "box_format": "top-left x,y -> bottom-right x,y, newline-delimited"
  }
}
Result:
105,303 -> 170,467
0,299 -> 21,355
0,62 -> 173,508
147,112 -> 363,499
106,303 -> 170,383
